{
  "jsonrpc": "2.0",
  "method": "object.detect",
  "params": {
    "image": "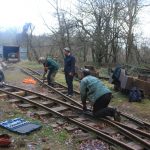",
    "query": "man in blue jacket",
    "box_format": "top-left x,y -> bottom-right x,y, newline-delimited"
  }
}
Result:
80,68 -> 121,121
39,57 -> 59,87
112,64 -> 122,91
63,47 -> 76,97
